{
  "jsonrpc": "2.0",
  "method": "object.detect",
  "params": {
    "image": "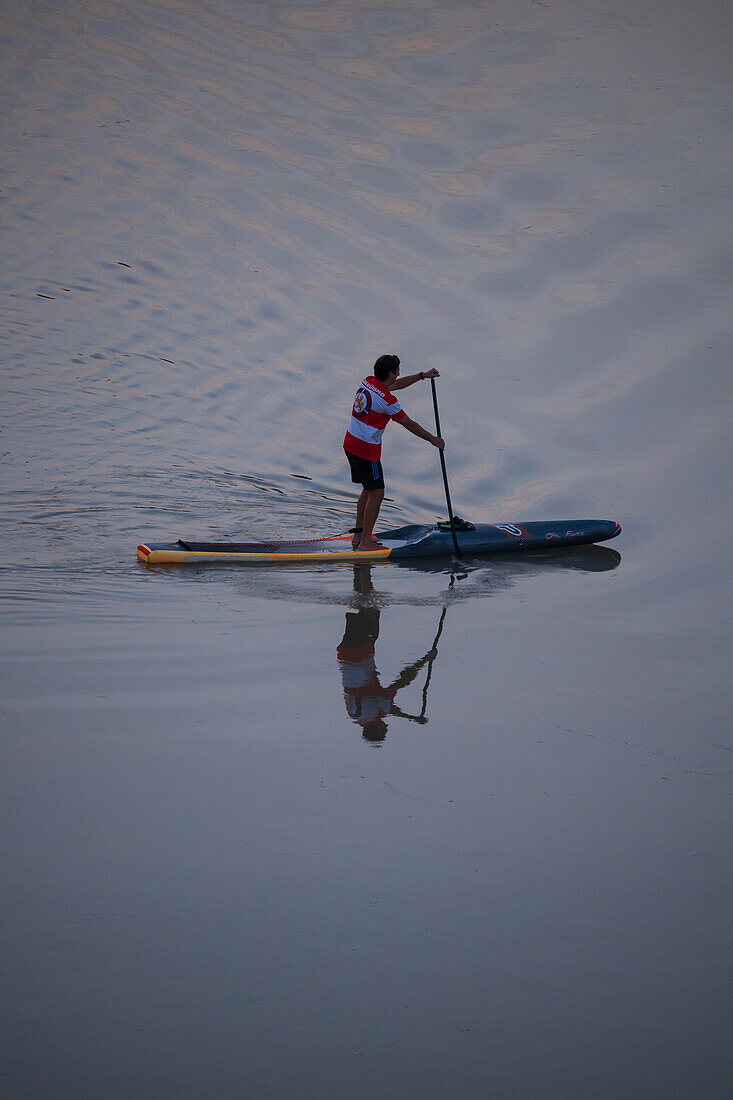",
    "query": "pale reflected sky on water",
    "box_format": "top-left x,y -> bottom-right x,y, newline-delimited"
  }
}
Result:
1,0 -> 731,1095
